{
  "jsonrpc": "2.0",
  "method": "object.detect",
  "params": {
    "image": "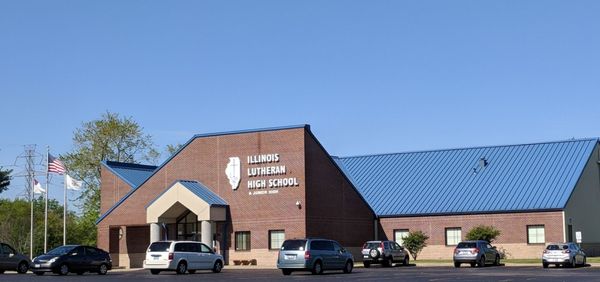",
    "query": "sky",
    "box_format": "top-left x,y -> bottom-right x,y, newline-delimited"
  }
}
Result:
1,0 -> 599,203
